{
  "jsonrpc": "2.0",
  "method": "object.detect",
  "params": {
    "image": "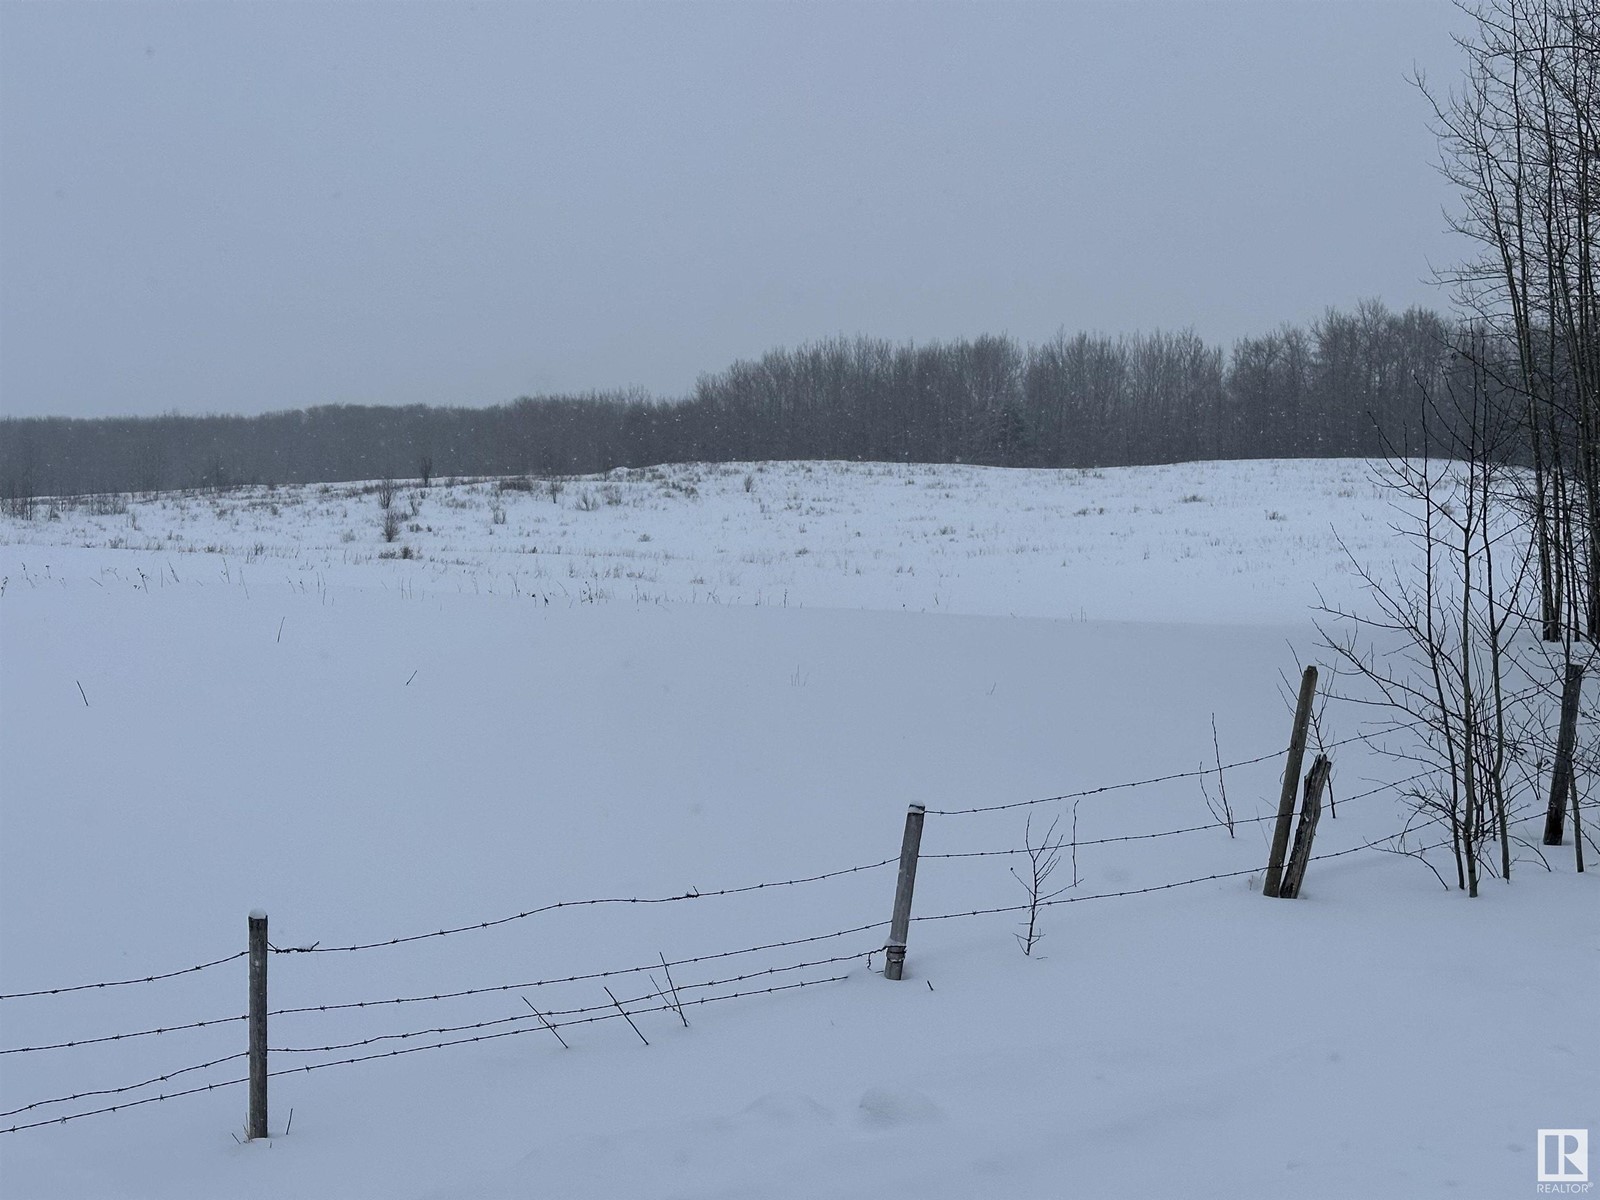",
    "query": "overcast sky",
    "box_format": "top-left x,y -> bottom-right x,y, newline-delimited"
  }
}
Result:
1,1 -> 1465,419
